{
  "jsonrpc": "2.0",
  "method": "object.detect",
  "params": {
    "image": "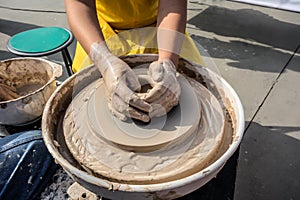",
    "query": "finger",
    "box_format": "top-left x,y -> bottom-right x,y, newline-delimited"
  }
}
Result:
125,70 -> 141,92
115,82 -> 136,104
111,93 -> 129,113
149,61 -> 164,82
112,94 -> 150,122
150,100 -> 178,118
136,92 -> 147,99
153,88 -> 179,106
107,100 -> 127,121
149,91 -> 179,118
144,84 -> 168,103
138,75 -> 155,86
115,83 -> 152,112
149,103 -> 167,118
129,94 -> 152,113
128,107 -> 150,123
